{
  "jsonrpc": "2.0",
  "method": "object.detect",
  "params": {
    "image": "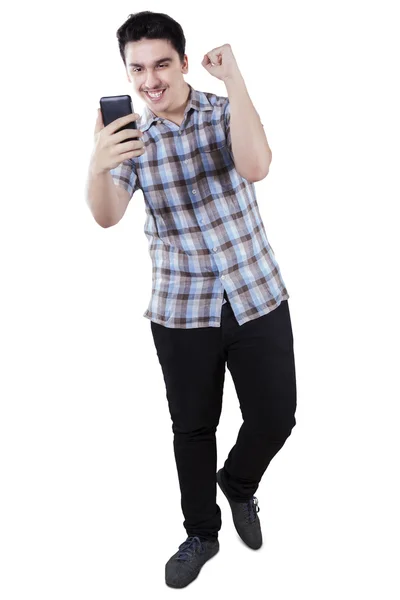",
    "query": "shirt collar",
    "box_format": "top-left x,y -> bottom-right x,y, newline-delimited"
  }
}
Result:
139,83 -> 213,132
